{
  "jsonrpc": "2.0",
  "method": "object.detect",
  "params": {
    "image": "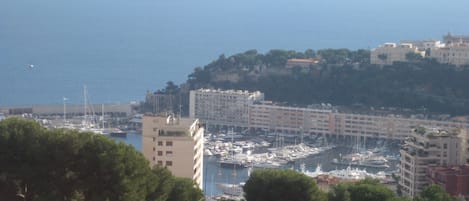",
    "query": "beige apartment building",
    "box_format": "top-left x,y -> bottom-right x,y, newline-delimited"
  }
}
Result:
399,127 -> 468,197
430,43 -> 469,66
142,115 -> 204,189
190,89 -> 469,140
370,43 -> 425,65
249,101 -> 332,135
189,89 -> 264,128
